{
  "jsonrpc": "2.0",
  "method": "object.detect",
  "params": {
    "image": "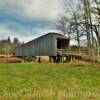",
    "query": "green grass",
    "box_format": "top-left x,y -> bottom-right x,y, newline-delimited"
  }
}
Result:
0,63 -> 100,100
